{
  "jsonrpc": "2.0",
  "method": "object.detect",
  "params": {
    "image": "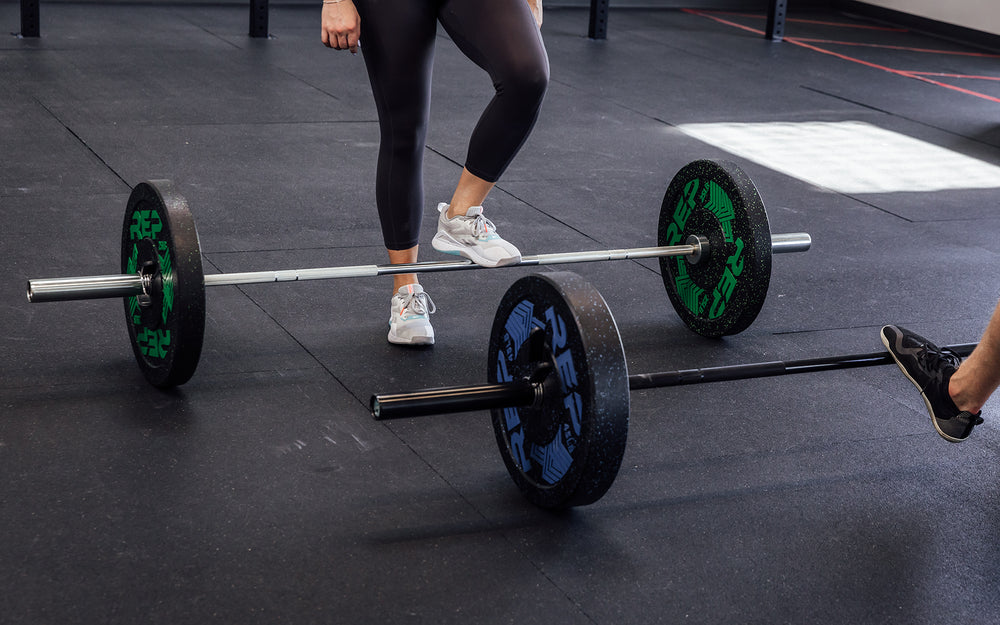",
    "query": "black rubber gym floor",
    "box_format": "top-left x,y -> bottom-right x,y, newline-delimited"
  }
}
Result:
3,3 -> 1000,623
